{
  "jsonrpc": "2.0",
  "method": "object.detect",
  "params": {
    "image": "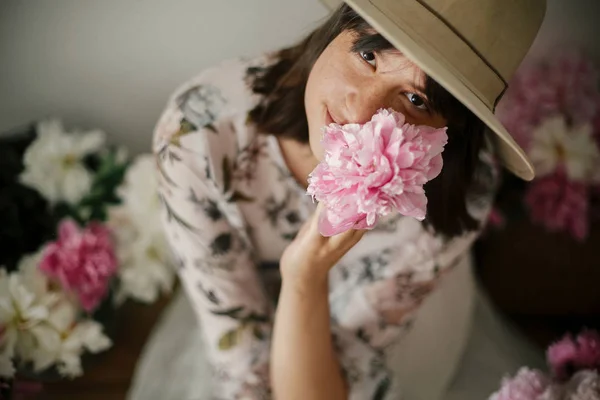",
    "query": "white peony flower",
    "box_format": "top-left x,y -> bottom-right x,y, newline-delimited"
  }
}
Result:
117,155 -> 162,228
0,269 -> 16,378
1,254 -> 112,378
19,119 -> 106,205
108,207 -> 174,304
529,115 -> 600,182
107,154 -> 175,304
17,250 -> 62,310
26,299 -> 112,378
0,267 -> 50,377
